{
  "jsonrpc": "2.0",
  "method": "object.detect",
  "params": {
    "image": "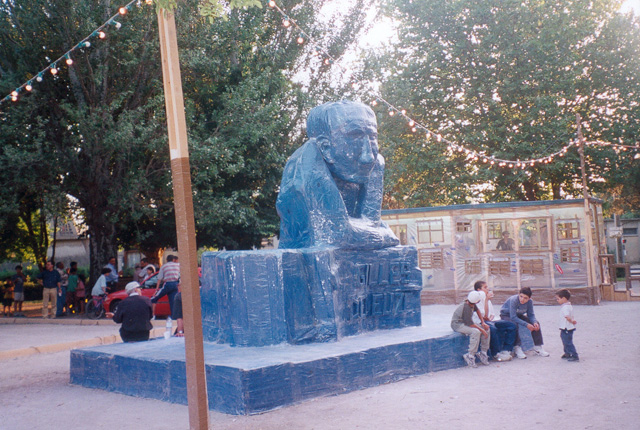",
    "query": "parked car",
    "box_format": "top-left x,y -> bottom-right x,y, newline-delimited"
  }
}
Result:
103,274 -> 171,317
